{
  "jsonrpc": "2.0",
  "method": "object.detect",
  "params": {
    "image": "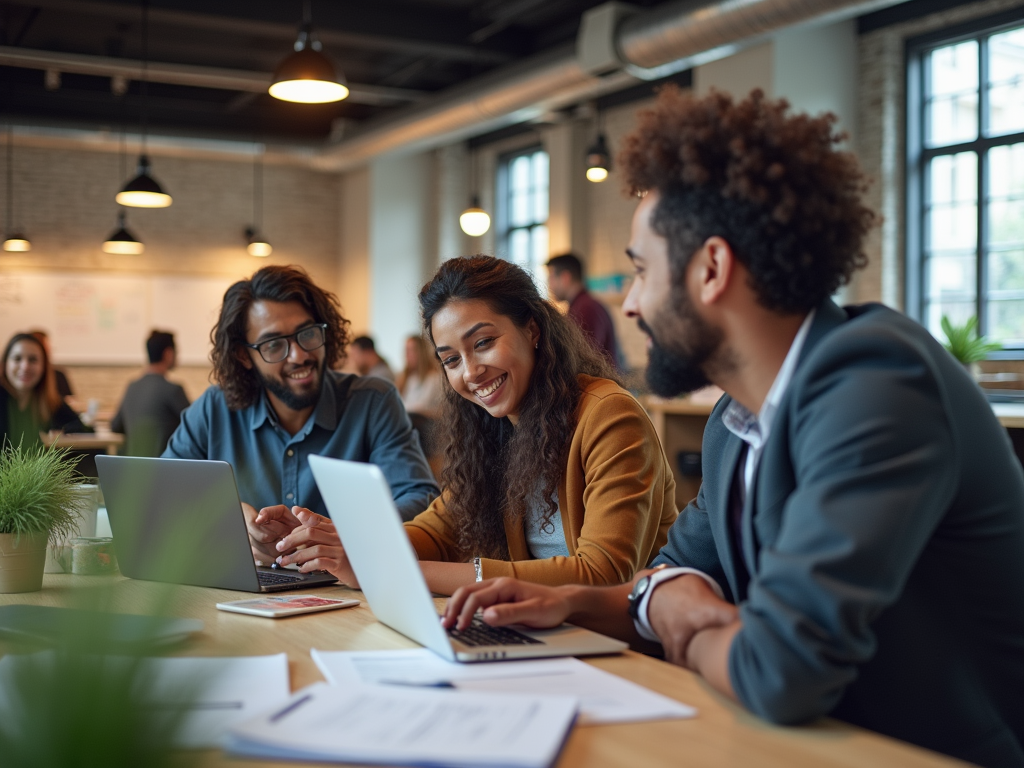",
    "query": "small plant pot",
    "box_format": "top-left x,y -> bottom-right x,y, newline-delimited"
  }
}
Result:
0,532 -> 49,593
